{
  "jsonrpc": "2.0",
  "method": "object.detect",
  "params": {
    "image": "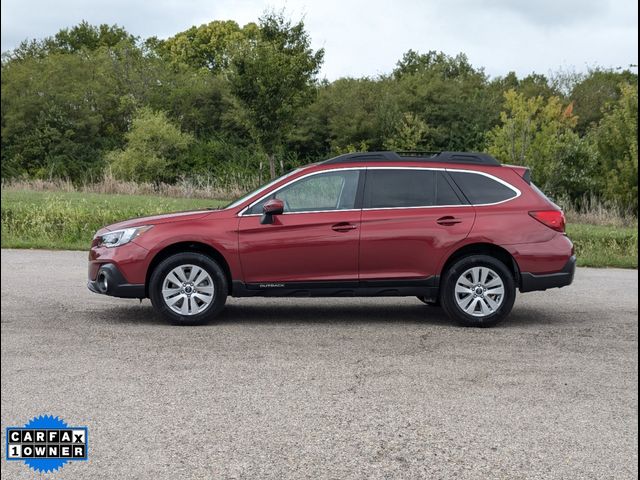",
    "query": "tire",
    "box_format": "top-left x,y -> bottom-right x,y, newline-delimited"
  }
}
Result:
440,254 -> 515,328
149,252 -> 228,325
417,296 -> 440,307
